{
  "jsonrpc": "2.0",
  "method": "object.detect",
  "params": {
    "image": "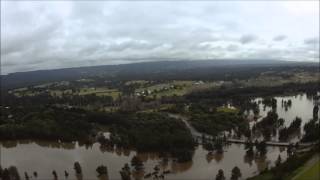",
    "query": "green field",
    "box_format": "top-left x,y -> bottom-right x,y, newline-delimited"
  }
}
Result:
124,80 -> 148,85
294,160 -> 320,180
135,80 -> 217,98
216,106 -> 239,113
12,86 -> 121,99
78,87 -> 120,97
